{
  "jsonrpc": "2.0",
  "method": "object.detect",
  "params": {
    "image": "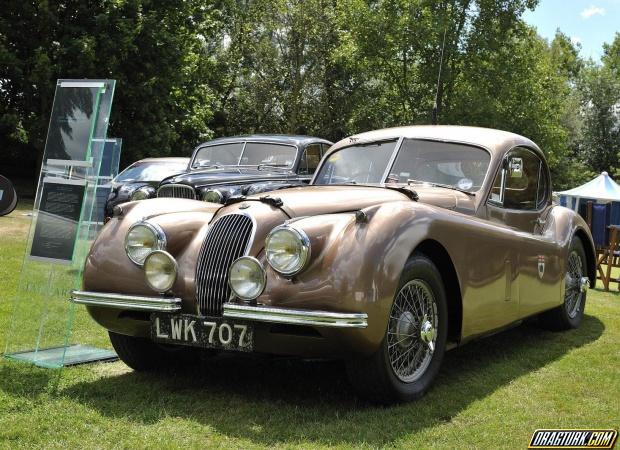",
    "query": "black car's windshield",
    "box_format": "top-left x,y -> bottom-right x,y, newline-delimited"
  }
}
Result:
192,142 -> 298,169
314,138 -> 490,192
114,161 -> 189,182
